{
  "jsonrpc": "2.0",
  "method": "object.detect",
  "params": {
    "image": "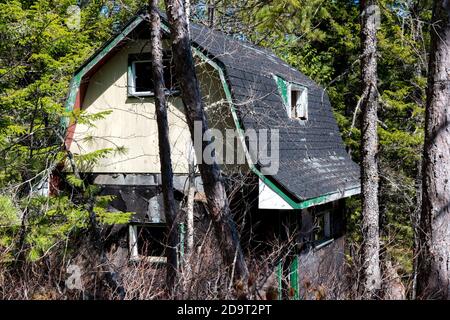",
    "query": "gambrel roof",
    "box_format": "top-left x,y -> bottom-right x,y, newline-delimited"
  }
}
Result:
65,10 -> 360,209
